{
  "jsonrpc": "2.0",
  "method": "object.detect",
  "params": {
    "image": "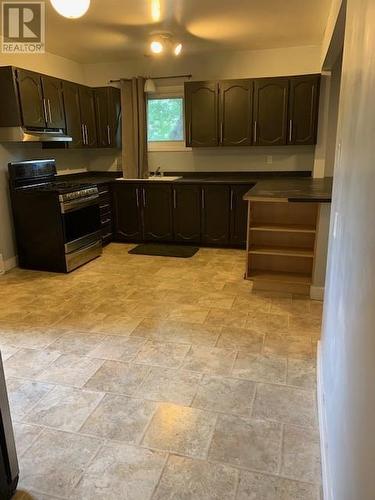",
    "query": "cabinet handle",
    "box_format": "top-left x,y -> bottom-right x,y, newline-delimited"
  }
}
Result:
143,188 -> 146,207
289,119 -> 293,143
220,122 -> 224,144
173,189 -> 177,209
84,124 -> 89,146
81,124 -> 86,145
47,99 -> 52,124
230,190 -> 234,211
107,125 -> 111,145
201,189 -> 205,209
188,123 -> 192,145
43,99 -> 48,123
253,121 -> 257,143
135,188 -> 139,208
